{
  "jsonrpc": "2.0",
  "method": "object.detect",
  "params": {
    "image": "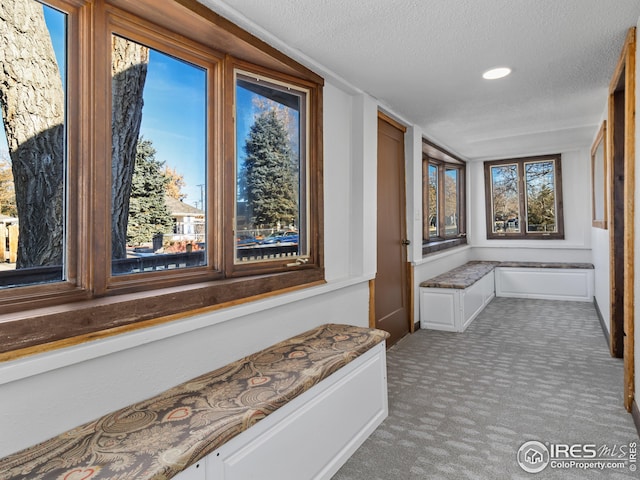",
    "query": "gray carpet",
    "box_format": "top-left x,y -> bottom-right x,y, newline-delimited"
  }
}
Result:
332,297 -> 639,480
